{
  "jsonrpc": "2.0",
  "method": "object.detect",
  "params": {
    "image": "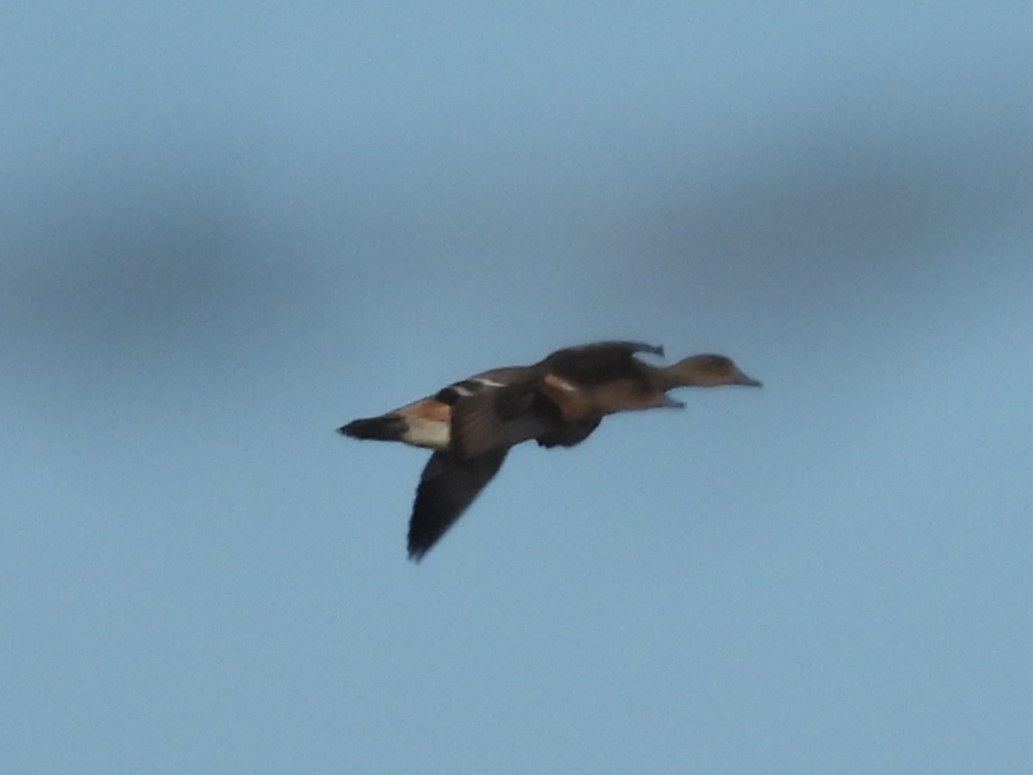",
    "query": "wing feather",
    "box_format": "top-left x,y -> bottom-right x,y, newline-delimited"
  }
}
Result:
408,449 -> 508,560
